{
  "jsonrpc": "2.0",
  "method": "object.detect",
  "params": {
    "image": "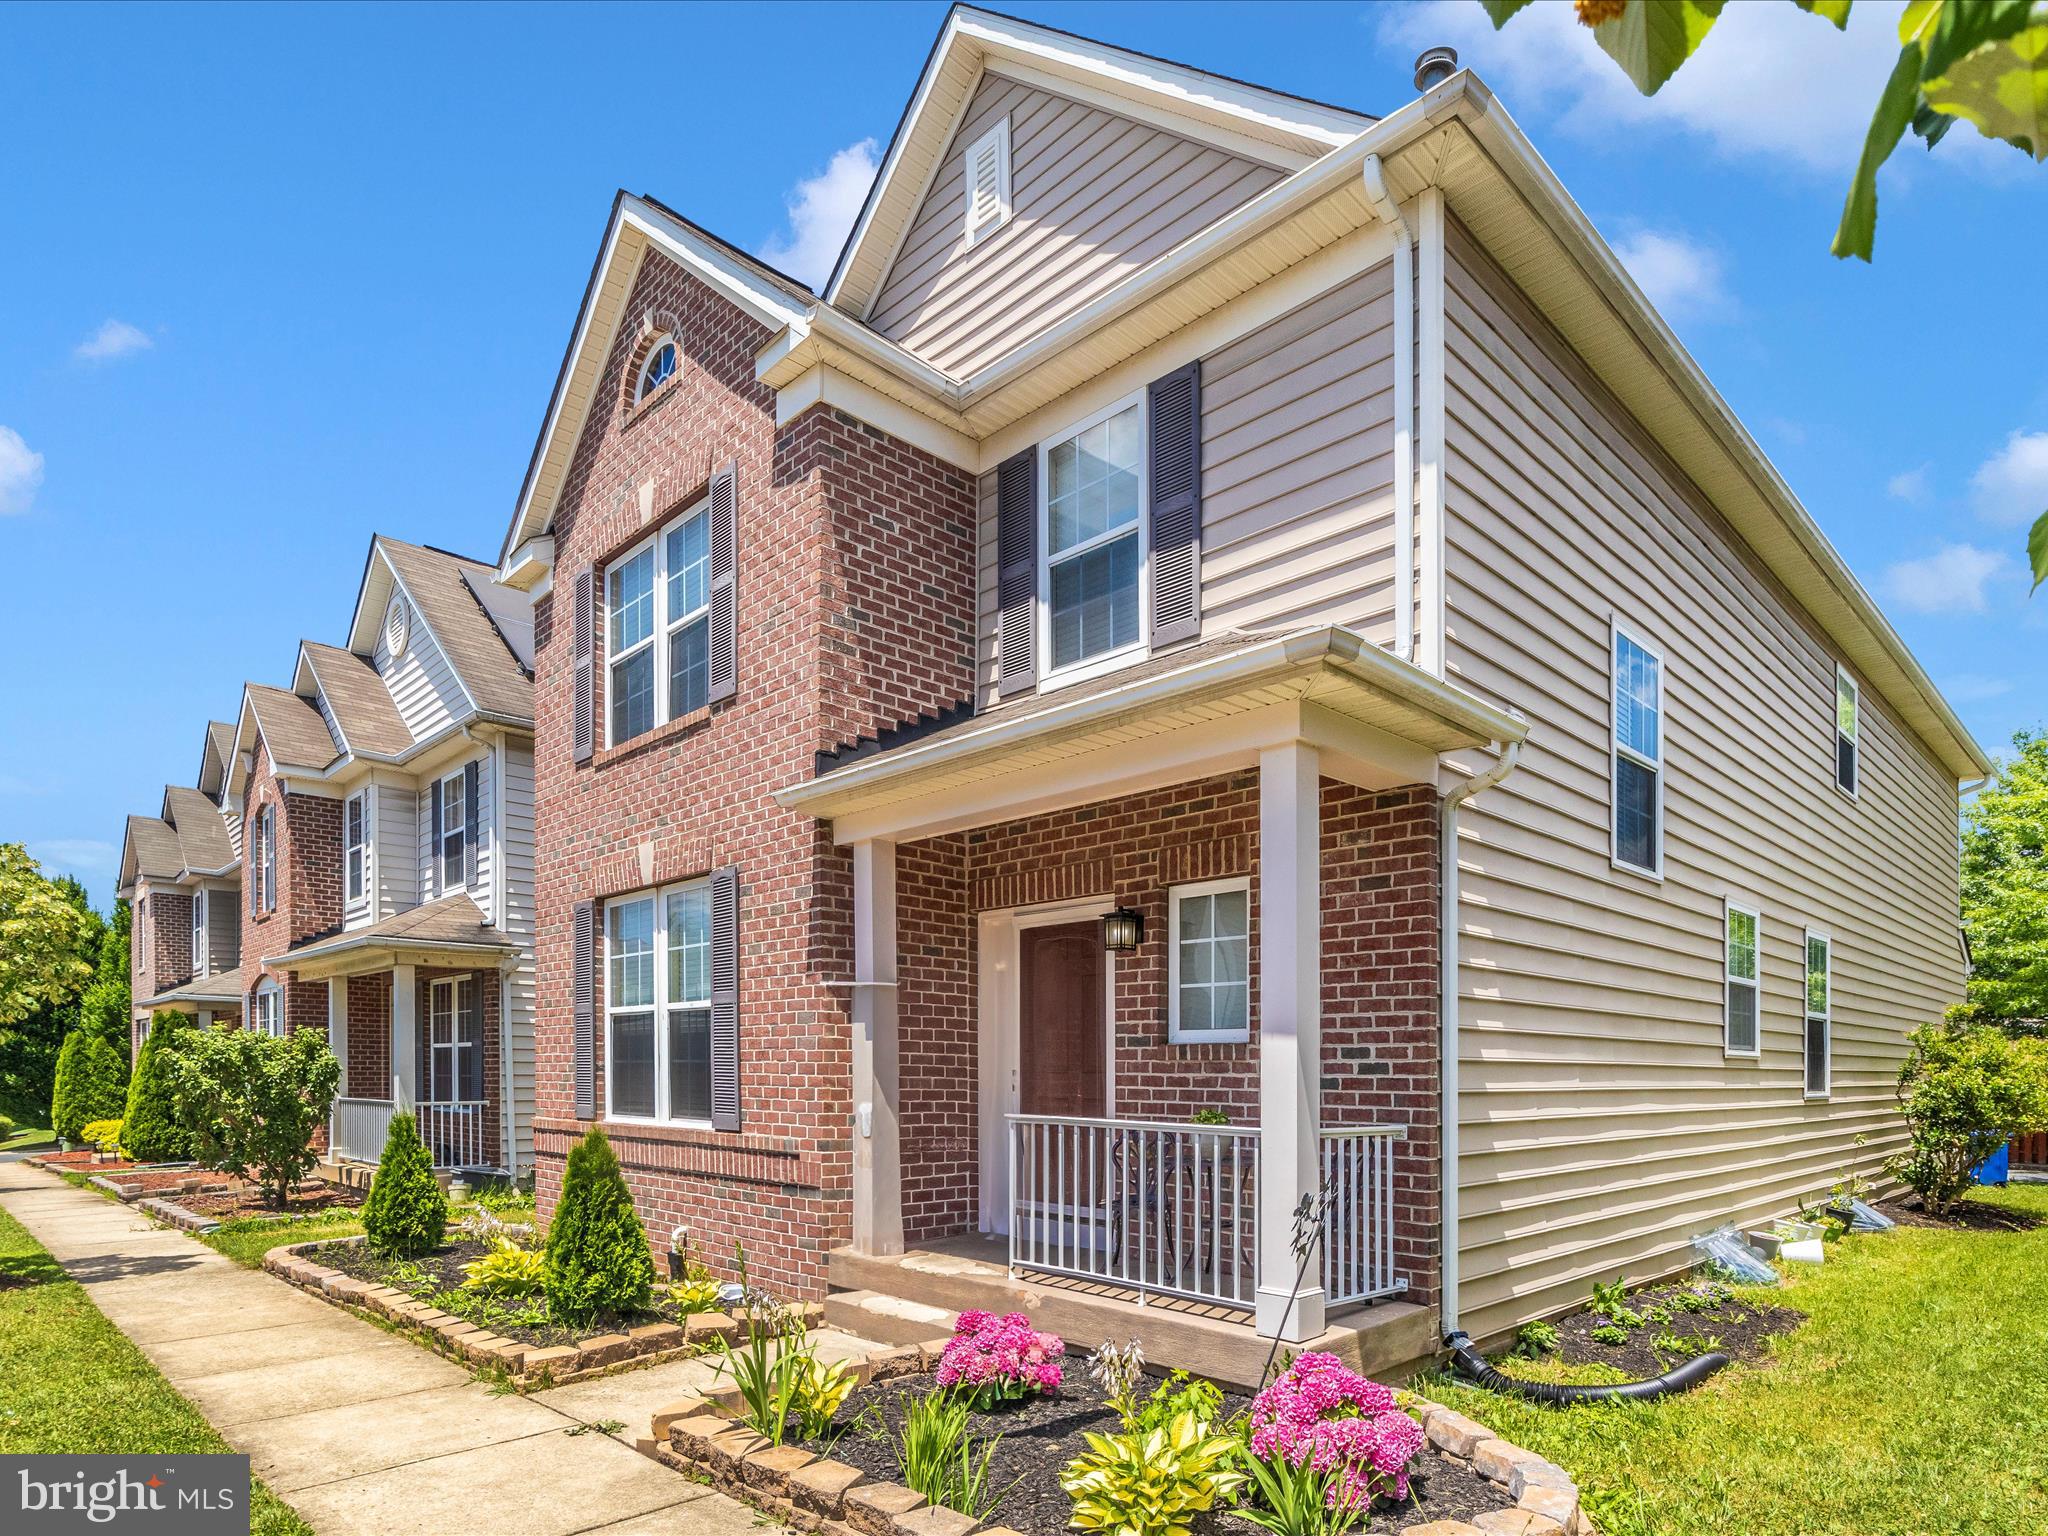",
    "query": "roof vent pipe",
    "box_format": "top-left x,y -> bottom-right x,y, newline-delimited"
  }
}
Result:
1414,47 -> 1458,91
